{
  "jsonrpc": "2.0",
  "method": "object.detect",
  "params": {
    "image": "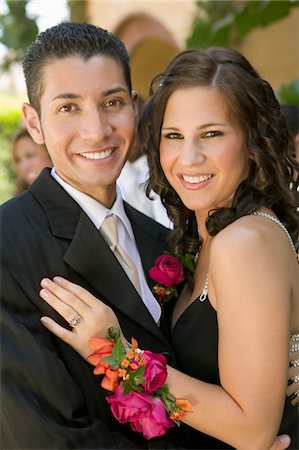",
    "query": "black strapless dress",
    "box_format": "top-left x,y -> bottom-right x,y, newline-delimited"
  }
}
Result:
167,295 -> 298,449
